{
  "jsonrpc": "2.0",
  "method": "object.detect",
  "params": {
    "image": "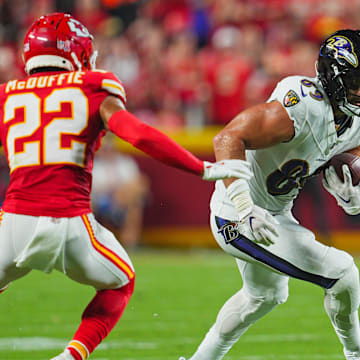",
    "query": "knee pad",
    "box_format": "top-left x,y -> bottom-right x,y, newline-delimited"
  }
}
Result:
243,274 -> 289,306
250,283 -> 289,305
238,288 -> 288,325
325,262 -> 360,316
215,287 -> 287,338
